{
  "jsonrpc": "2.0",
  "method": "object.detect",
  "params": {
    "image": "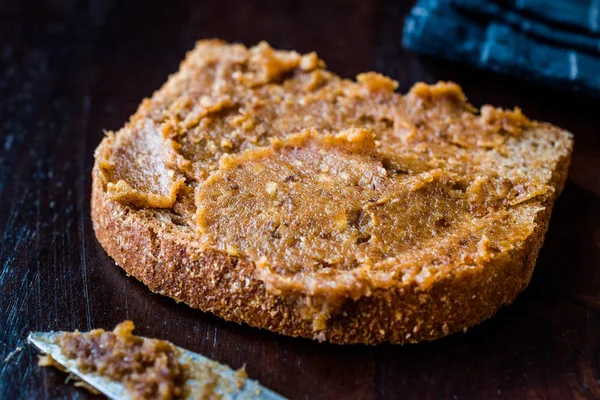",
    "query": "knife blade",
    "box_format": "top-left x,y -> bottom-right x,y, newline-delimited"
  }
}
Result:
28,331 -> 286,400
